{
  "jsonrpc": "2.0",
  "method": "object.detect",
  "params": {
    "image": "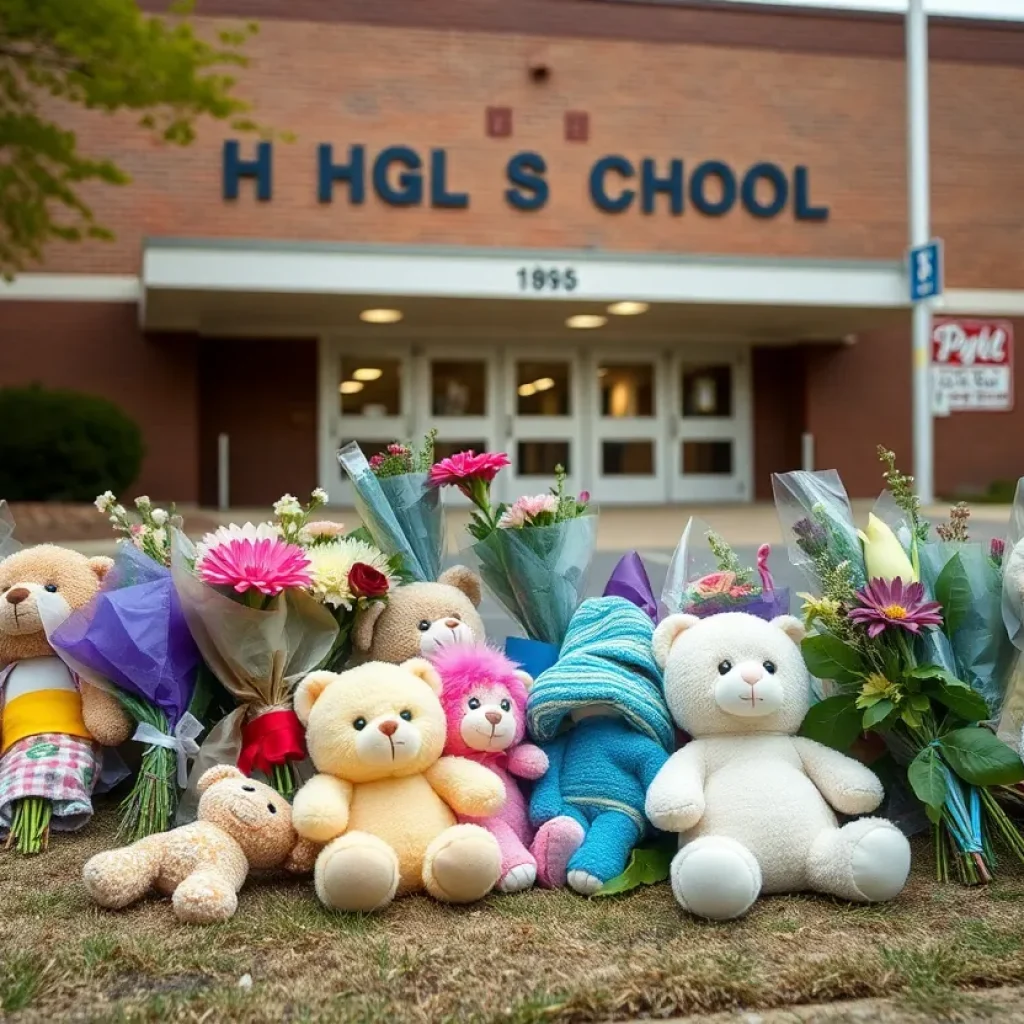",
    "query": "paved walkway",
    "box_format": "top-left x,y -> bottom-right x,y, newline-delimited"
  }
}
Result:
43,501 -> 1015,556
